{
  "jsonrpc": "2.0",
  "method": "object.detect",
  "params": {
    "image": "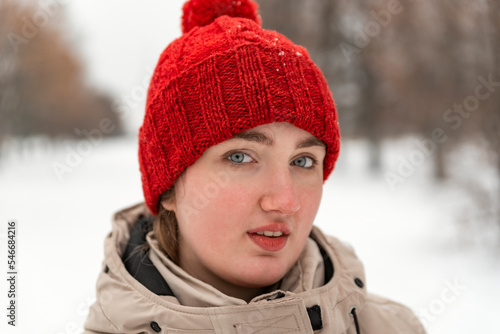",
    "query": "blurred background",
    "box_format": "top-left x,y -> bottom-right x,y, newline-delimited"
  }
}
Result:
0,0 -> 499,333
